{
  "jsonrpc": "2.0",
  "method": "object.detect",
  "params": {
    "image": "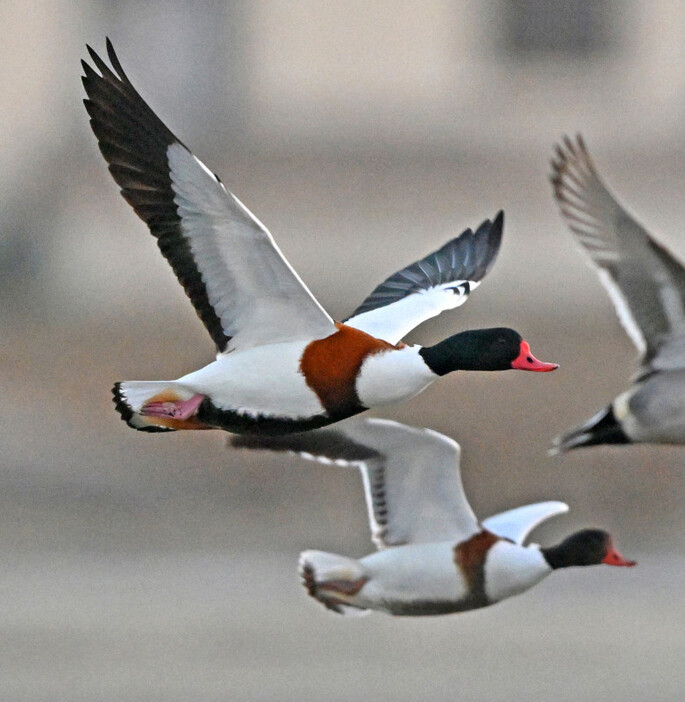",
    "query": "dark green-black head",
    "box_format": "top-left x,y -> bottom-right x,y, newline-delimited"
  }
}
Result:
418,327 -> 559,376
541,529 -> 636,570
